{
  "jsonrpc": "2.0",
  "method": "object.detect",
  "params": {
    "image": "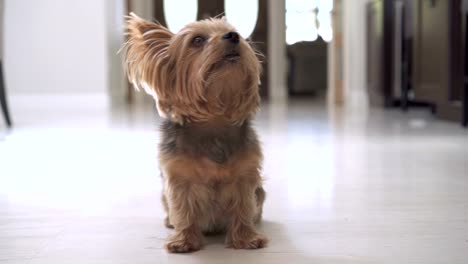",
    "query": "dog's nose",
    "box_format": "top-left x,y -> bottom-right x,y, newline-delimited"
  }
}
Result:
223,32 -> 239,44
